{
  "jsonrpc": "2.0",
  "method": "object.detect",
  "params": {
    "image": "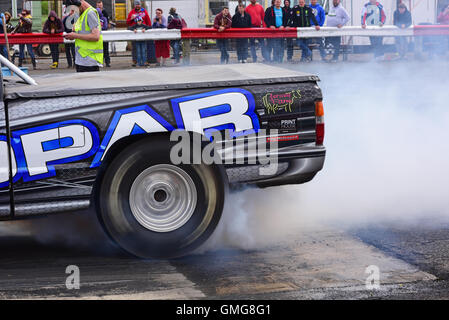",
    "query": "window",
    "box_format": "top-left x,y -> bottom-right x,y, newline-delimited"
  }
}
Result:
206,0 -> 267,24
209,0 -> 228,18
